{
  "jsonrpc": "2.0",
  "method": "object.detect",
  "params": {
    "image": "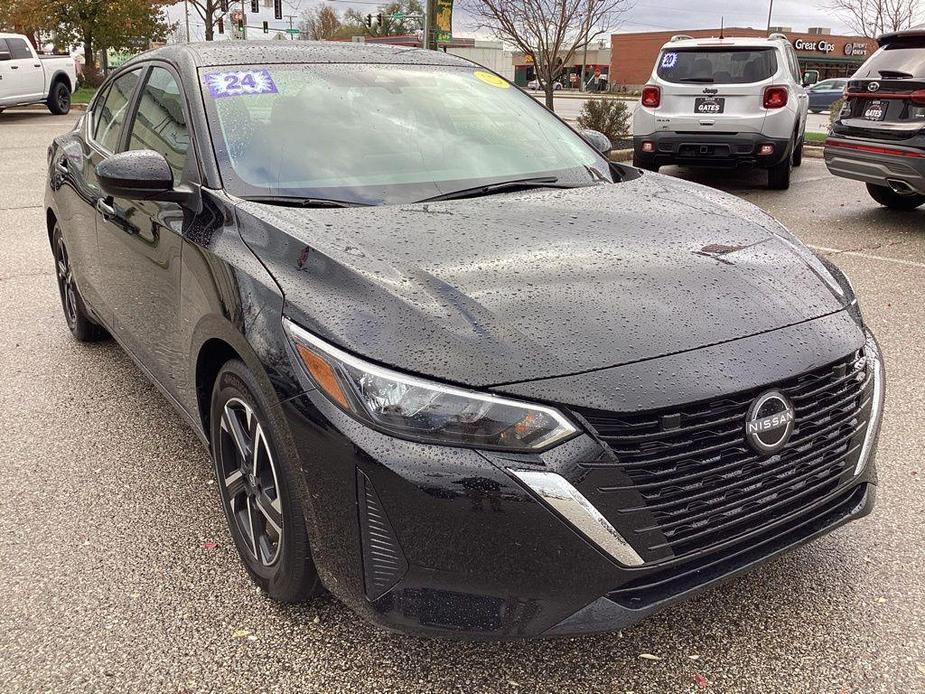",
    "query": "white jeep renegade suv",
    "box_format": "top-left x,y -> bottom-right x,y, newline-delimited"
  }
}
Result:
632,34 -> 809,189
